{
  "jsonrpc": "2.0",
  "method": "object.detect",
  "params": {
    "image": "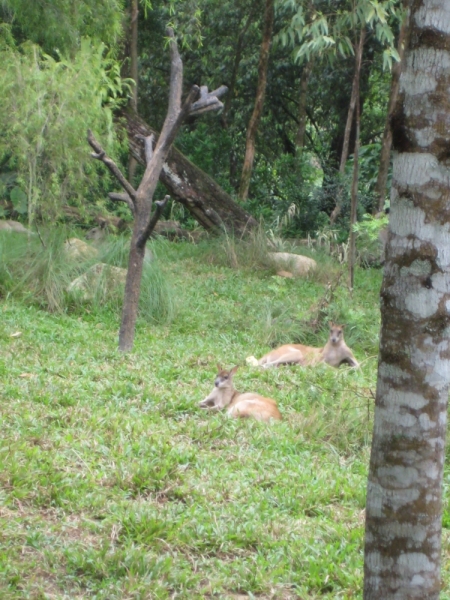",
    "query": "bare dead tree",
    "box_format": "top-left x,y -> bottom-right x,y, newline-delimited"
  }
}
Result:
88,28 -> 226,352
